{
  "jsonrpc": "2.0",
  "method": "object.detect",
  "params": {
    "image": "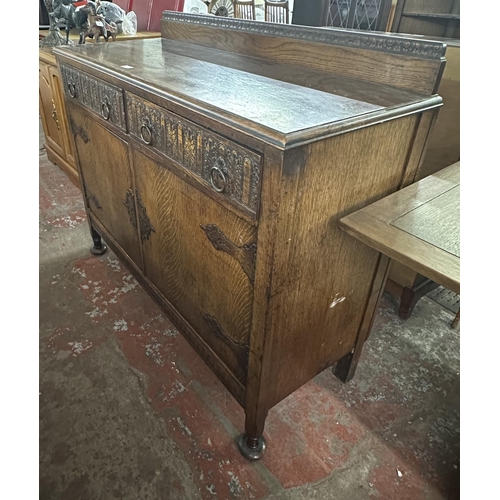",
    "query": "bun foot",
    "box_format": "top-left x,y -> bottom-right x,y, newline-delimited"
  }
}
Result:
237,434 -> 266,460
90,242 -> 107,255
